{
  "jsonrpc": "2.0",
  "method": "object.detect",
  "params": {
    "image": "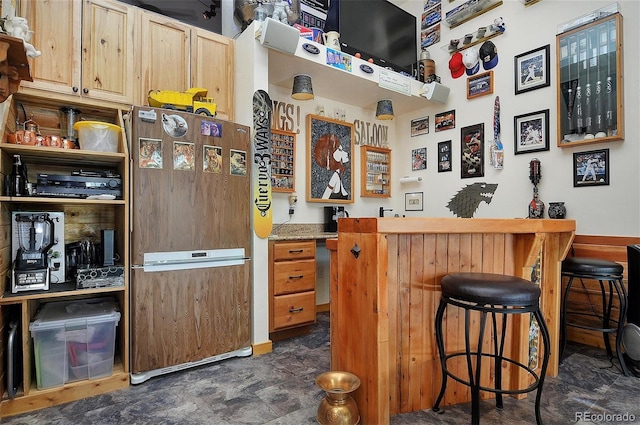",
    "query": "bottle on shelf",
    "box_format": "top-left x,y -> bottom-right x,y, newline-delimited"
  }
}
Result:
419,49 -> 435,83
5,154 -> 28,197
